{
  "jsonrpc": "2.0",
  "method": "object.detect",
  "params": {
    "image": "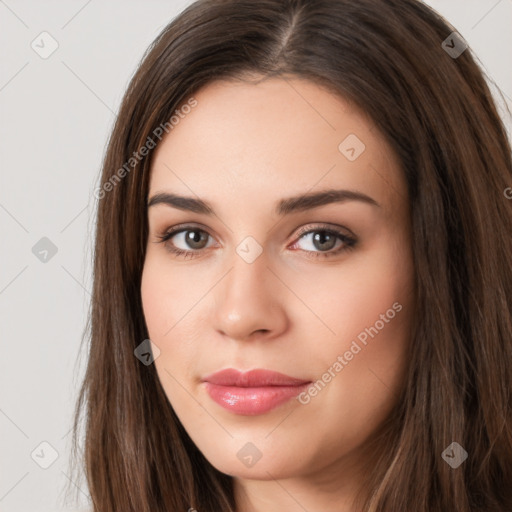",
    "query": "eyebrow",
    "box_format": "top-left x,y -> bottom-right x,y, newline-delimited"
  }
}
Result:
147,188 -> 381,216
